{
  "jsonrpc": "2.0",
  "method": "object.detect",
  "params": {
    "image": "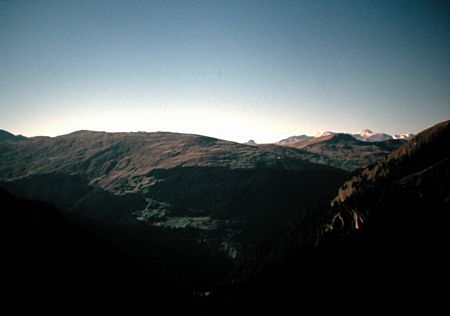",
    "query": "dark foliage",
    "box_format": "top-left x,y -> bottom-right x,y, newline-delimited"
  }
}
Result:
149,166 -> 348,218
1,188 -> 188,313
205,177 -> 449,315
1,176 -> 234,294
